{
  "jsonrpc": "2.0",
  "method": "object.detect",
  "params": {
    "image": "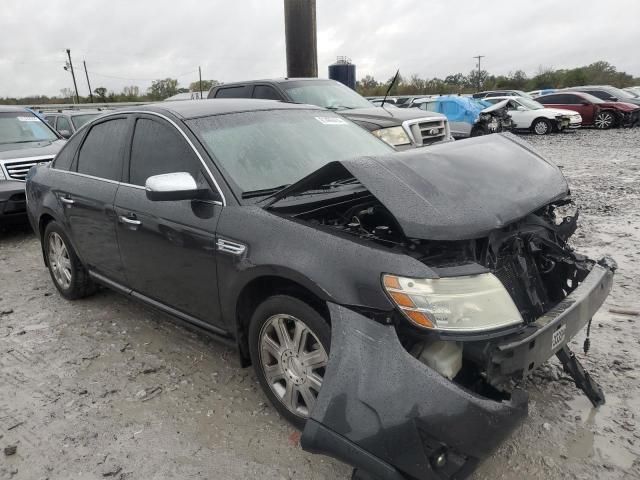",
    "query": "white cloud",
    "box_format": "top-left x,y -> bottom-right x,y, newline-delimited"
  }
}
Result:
1,0 -> 638,98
